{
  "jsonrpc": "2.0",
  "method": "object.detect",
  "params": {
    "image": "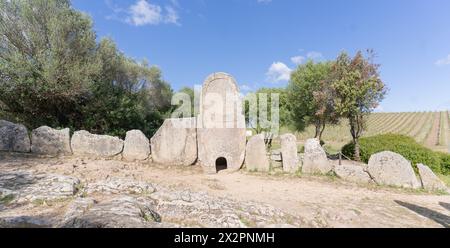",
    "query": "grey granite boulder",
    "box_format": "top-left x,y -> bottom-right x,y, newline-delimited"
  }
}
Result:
367,151 -> 420,189
122,130 -> 150,161
417,163 -> 447,191
31,126 -> 71,156
280,133 -> 299,173
150,118 -> 197,166
245,134 -> 270,172
71,130 -> 123,158
0,120 -> 30,152
334,163 -> 373,184
302,138 -> 332,174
